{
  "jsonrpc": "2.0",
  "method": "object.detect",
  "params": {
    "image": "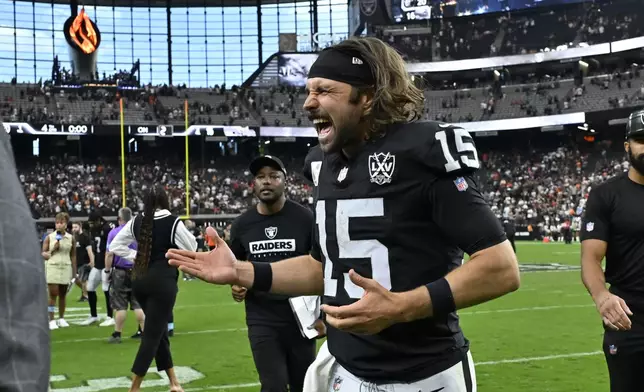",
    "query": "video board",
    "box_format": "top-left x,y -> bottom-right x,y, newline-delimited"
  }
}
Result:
392,0 -> 588,23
